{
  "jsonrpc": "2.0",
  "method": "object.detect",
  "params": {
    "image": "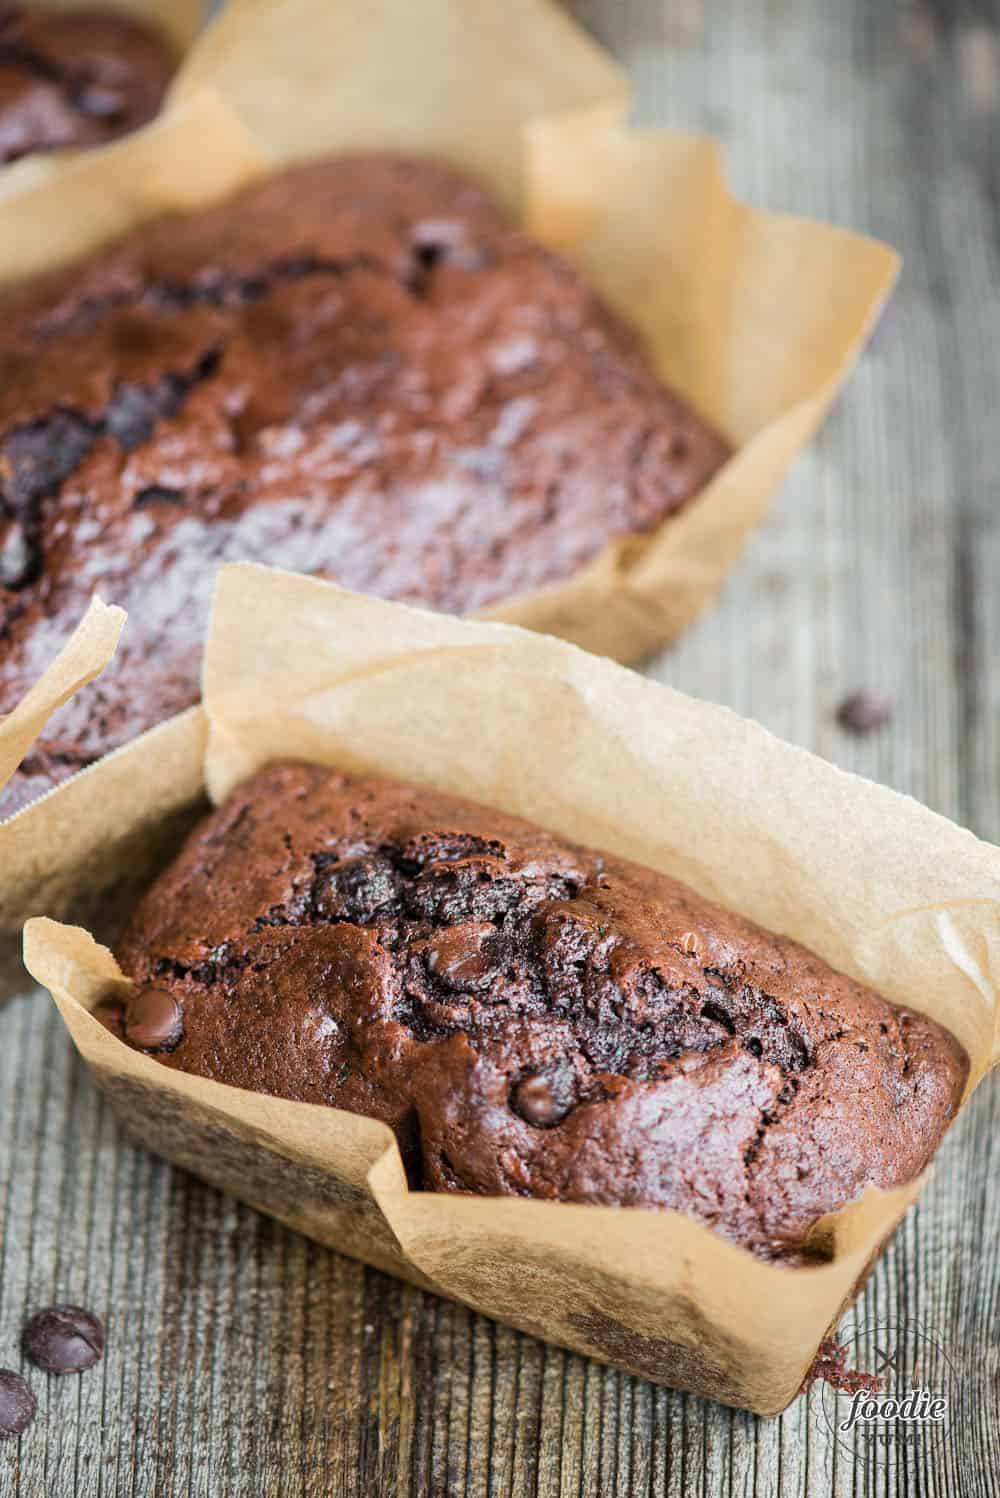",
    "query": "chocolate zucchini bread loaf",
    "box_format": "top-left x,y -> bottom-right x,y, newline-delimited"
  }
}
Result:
0,154 -> 730,817
0,7 -> 175,164
105,761 -> 968,1261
